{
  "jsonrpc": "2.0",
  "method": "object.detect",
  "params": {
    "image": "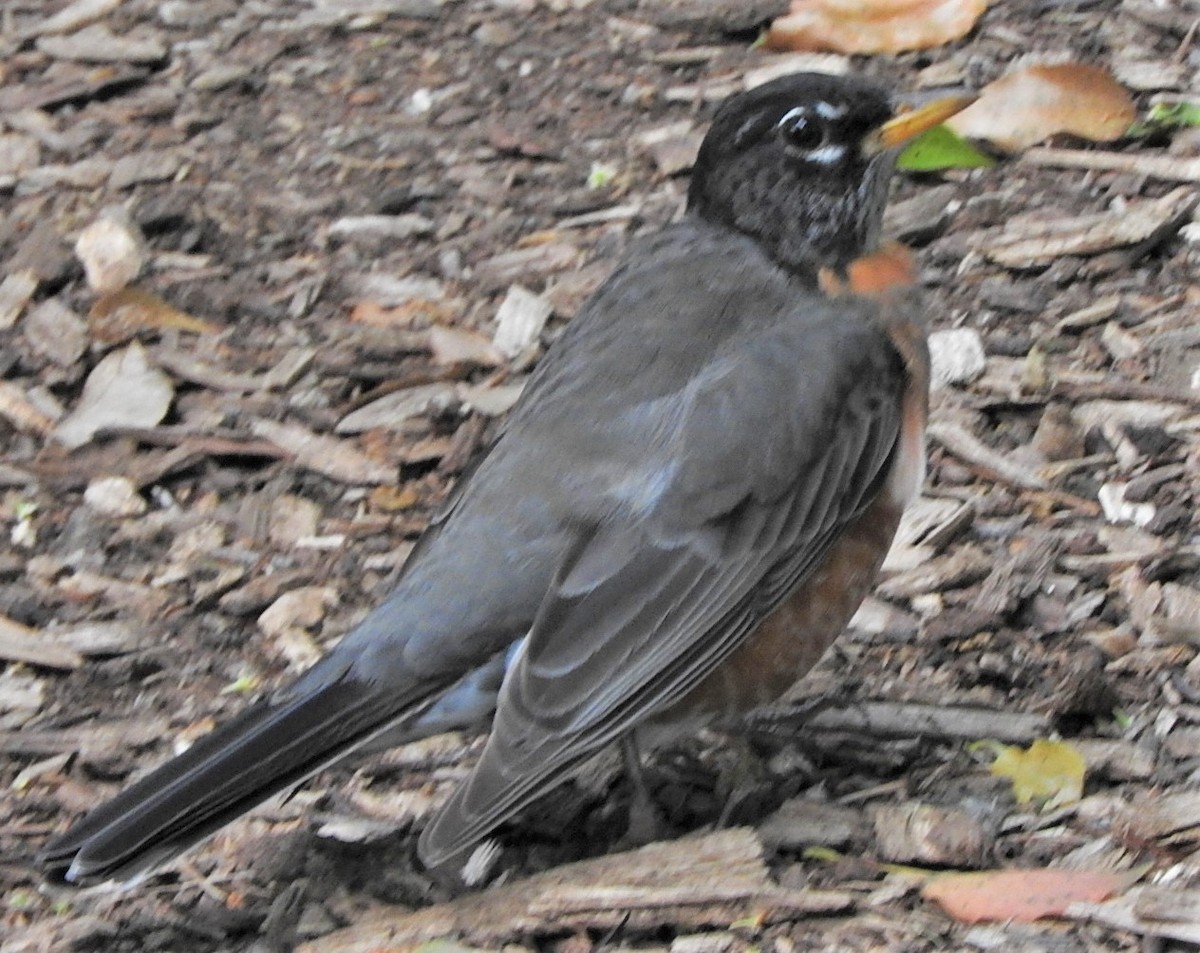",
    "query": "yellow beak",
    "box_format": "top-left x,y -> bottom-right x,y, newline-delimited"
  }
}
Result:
865,95 -> 978,154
